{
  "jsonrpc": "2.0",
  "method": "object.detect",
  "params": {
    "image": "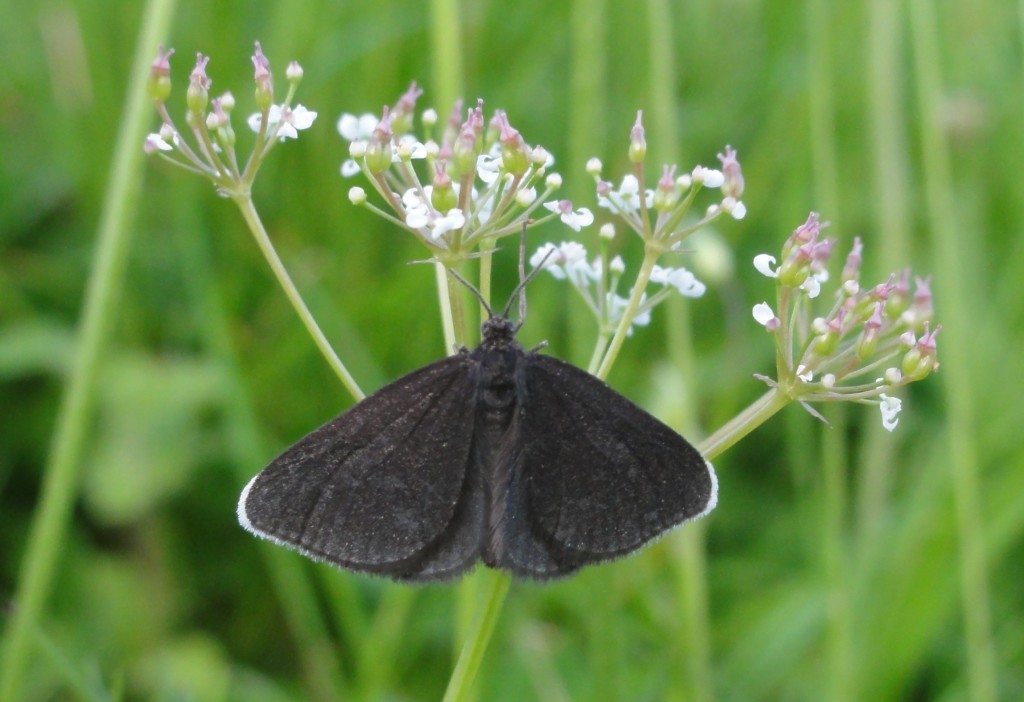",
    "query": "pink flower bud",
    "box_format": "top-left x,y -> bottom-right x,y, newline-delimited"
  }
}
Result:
629,110 -> 646,163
